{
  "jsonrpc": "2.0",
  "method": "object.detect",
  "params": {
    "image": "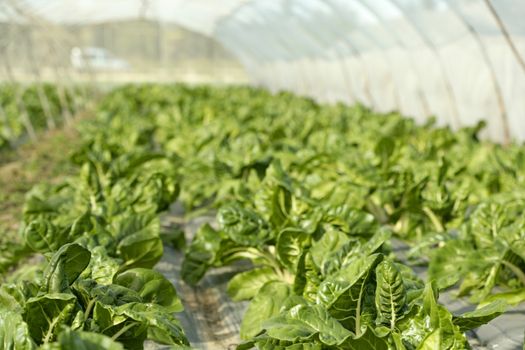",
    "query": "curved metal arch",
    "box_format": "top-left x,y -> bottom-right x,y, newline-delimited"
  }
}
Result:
322,0 -> 388,108
343,0 -> 407,113
250,3 -> 321,96
214,9 -> 290,90
483,0 -> 525,74
287,0 -> 362,104
388,0 -> 461,129
355,0 -> 431,118
326,0 -> 403,112
446,0 -> 510,143
0,8 -> 36,141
